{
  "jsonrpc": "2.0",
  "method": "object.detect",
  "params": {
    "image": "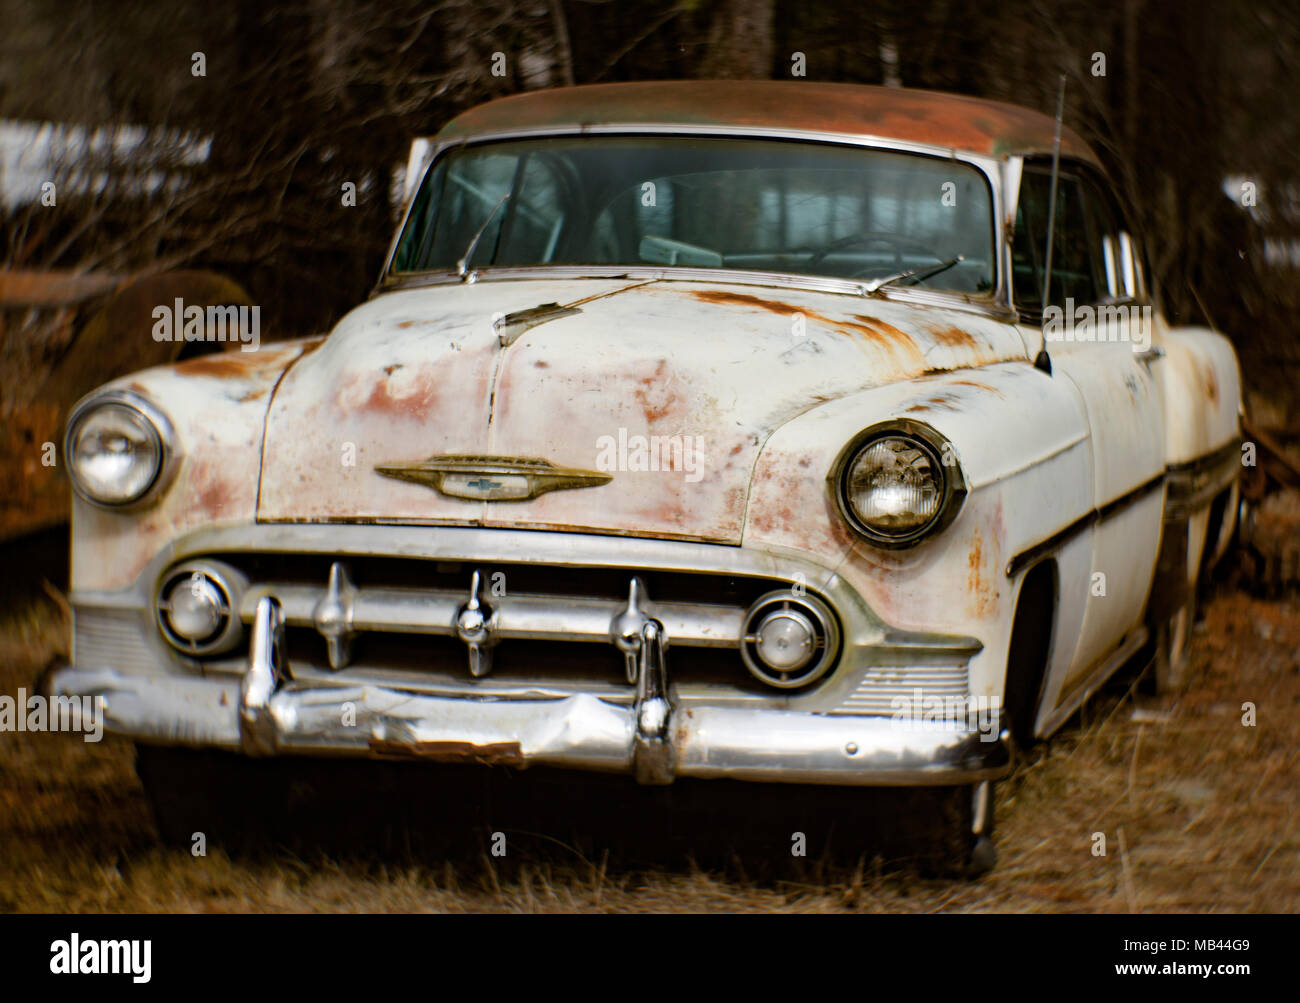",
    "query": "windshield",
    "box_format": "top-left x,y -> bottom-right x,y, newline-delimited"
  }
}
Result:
392,136 -> 995,293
